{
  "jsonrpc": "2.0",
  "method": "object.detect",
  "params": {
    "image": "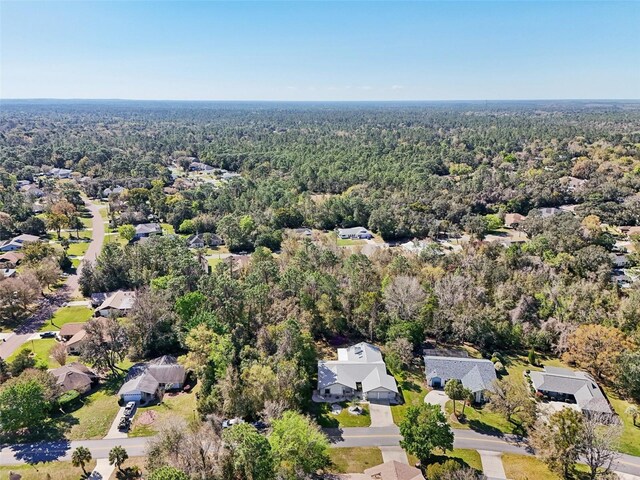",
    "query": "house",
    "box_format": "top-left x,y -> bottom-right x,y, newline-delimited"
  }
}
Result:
186,234 -> 207,249
47,168 -> 72,179
291,227 -> 313,238
58,322 -> 87,342
530,366 -> 613,416
363,461 -> 425,480
118,356 -> 186,404
90,292 -> 109,307
0,234 -> 40,252
560,176 -> 587,191
0,252 -> 24,267
538,207 -> 561,218
51,362 -> 98,394
133,223 -> 162,239
65,329 -> 89,355
619,226 -> 640,237
20,184 -> 45,198
317,342 -> 399,402
504,213 -> 526,229
95,290 -> 136,317
103,186 -> 125,197
338,227 -> 373,240
558,204 -> 579,215
423,355 -> 497,403
610,253 -> 629,268
189,161 -> 214,171
220,171 -> 241,181
208,234 -> 224,246
2,268 -> 16,278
